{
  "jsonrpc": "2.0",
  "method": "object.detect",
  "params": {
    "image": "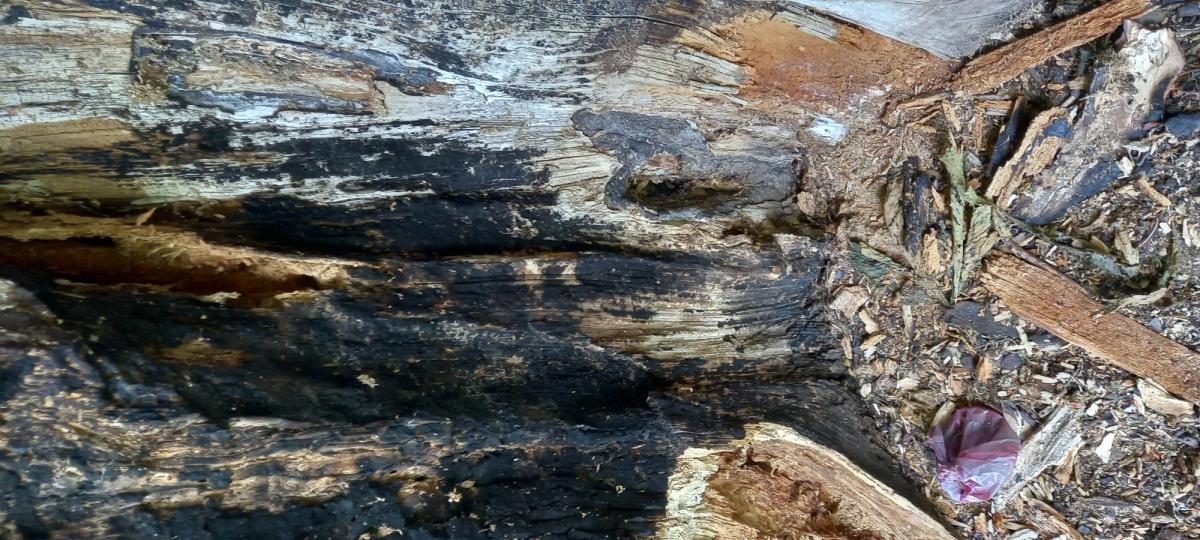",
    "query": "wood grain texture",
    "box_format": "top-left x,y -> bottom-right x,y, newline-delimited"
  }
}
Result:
660,424 -> 954,540
0,0 -> 964,536
789,0 -> 1037,59
981,253 -> 1200,404
955,0 -> 1154,94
